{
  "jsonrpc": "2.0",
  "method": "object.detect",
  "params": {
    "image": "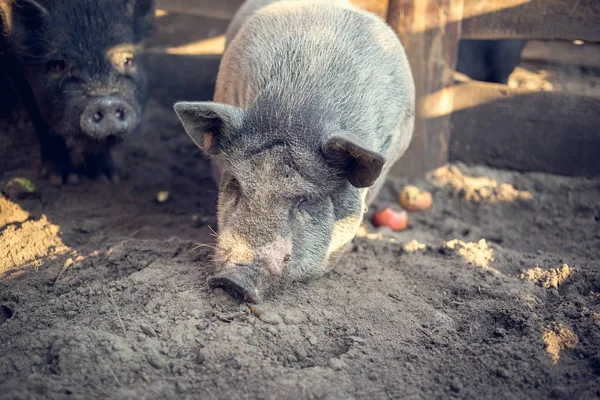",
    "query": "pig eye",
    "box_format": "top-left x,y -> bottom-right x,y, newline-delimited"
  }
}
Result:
224,178 -> 242,206
123,56 -> 135,68
290,196 -> 310,219
294,196 -> 308,211
48,60 -> 67,73
225,177 -> 242,194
